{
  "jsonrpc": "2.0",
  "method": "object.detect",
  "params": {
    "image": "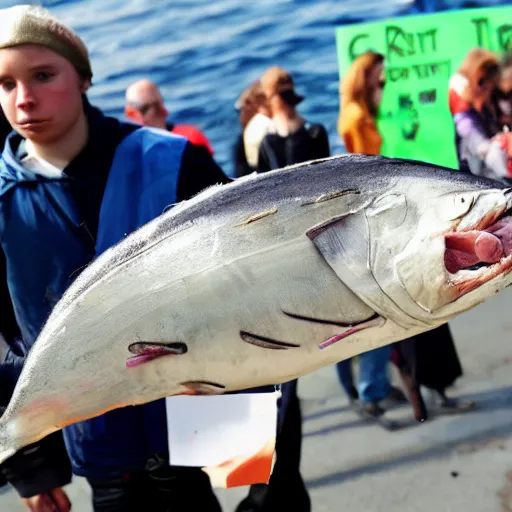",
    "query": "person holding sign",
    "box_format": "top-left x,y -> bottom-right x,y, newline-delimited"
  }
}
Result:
448,48 -> 511,180
336,51 -> 402,422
